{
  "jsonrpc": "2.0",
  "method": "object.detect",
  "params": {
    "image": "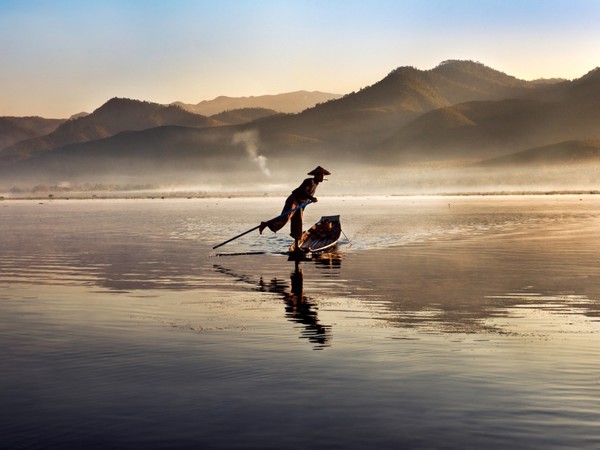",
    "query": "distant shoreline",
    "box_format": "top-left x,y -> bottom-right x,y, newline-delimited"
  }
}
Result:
2,190 -> 600,201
